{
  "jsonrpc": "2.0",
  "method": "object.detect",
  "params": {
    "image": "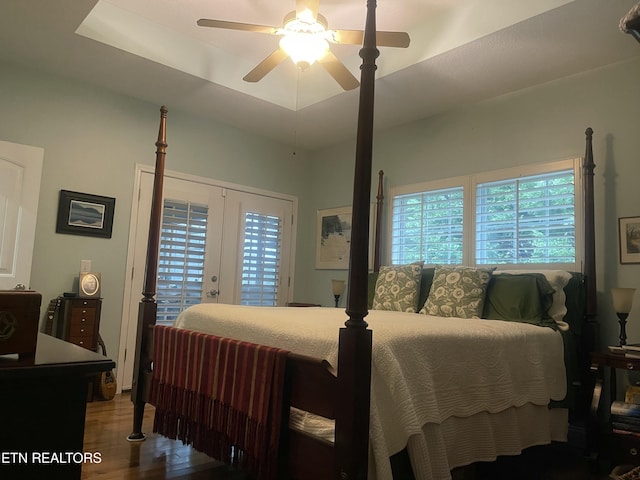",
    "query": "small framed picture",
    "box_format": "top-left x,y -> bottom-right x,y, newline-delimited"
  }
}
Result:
619,216 -> 640,264
315,205 -> 375,270
56,190 -> 115,238
79,272 -> 101,298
